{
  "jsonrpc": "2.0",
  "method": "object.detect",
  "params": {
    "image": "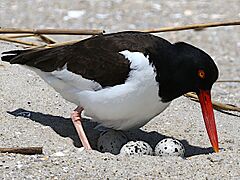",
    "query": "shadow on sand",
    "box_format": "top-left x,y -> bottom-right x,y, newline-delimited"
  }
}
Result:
8,108 -> 214,157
